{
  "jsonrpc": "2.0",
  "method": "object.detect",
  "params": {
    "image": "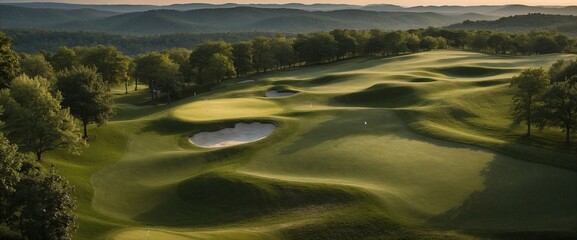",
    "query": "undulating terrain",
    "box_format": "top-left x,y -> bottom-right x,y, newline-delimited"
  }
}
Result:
47,50 -> 577,239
